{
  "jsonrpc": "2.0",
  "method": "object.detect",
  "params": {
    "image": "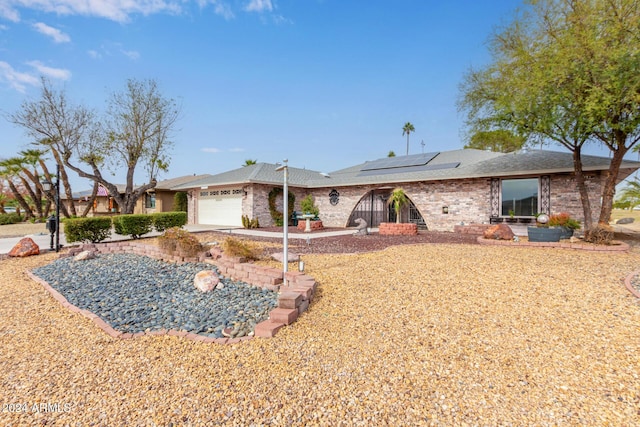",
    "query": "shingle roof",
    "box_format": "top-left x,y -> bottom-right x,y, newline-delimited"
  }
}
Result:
155,174 -> 212,190
172,163 -> 326,190
172,149 -> 640,190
